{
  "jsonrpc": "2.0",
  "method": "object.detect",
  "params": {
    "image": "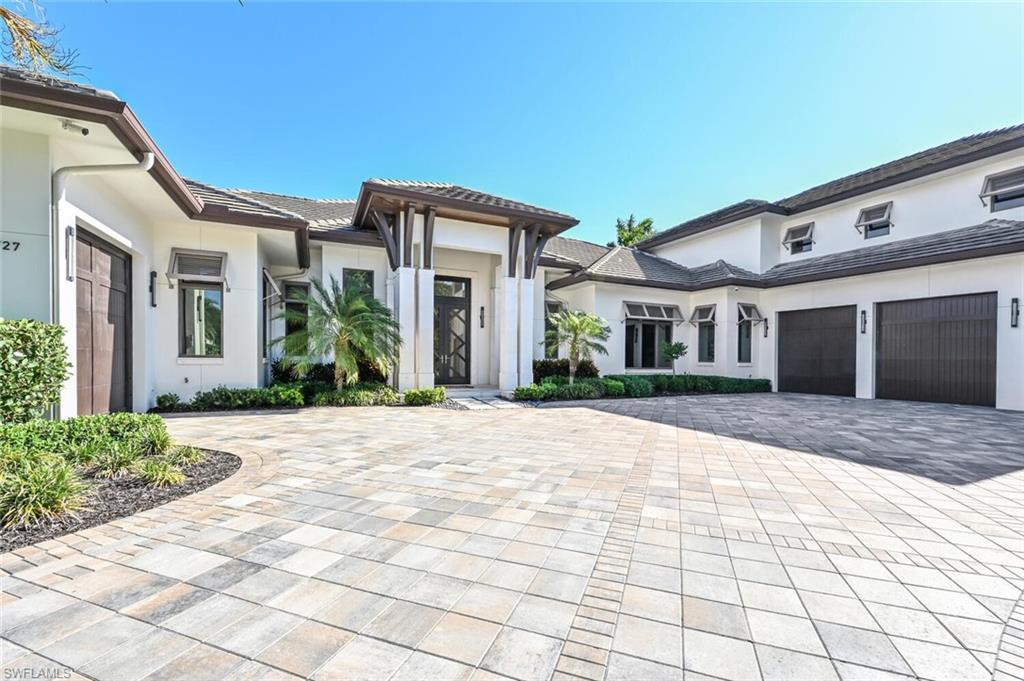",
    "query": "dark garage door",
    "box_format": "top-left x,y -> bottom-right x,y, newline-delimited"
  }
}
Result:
76,231 -> 132,415
778,305 -> 857,396
875,293 -> 997,407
